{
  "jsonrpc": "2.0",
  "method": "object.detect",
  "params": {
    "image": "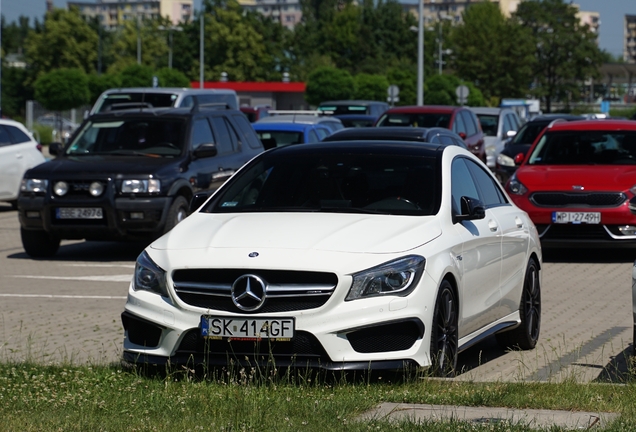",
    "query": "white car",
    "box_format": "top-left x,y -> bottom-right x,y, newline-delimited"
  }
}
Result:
122,140 -> 542,375
0,119 -> 46,208
471,107 -> 522,169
